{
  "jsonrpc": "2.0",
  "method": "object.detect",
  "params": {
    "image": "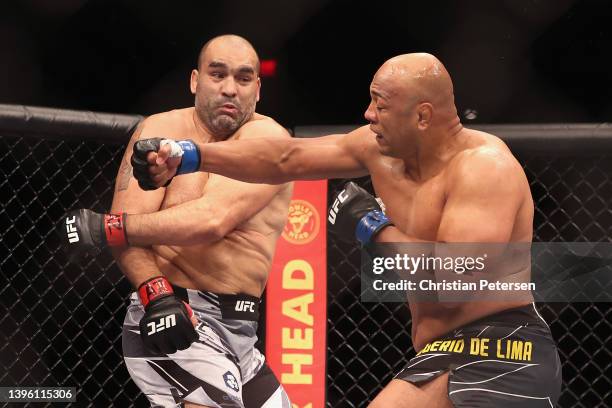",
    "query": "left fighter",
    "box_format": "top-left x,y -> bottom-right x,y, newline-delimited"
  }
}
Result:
62,35 -> 293,408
